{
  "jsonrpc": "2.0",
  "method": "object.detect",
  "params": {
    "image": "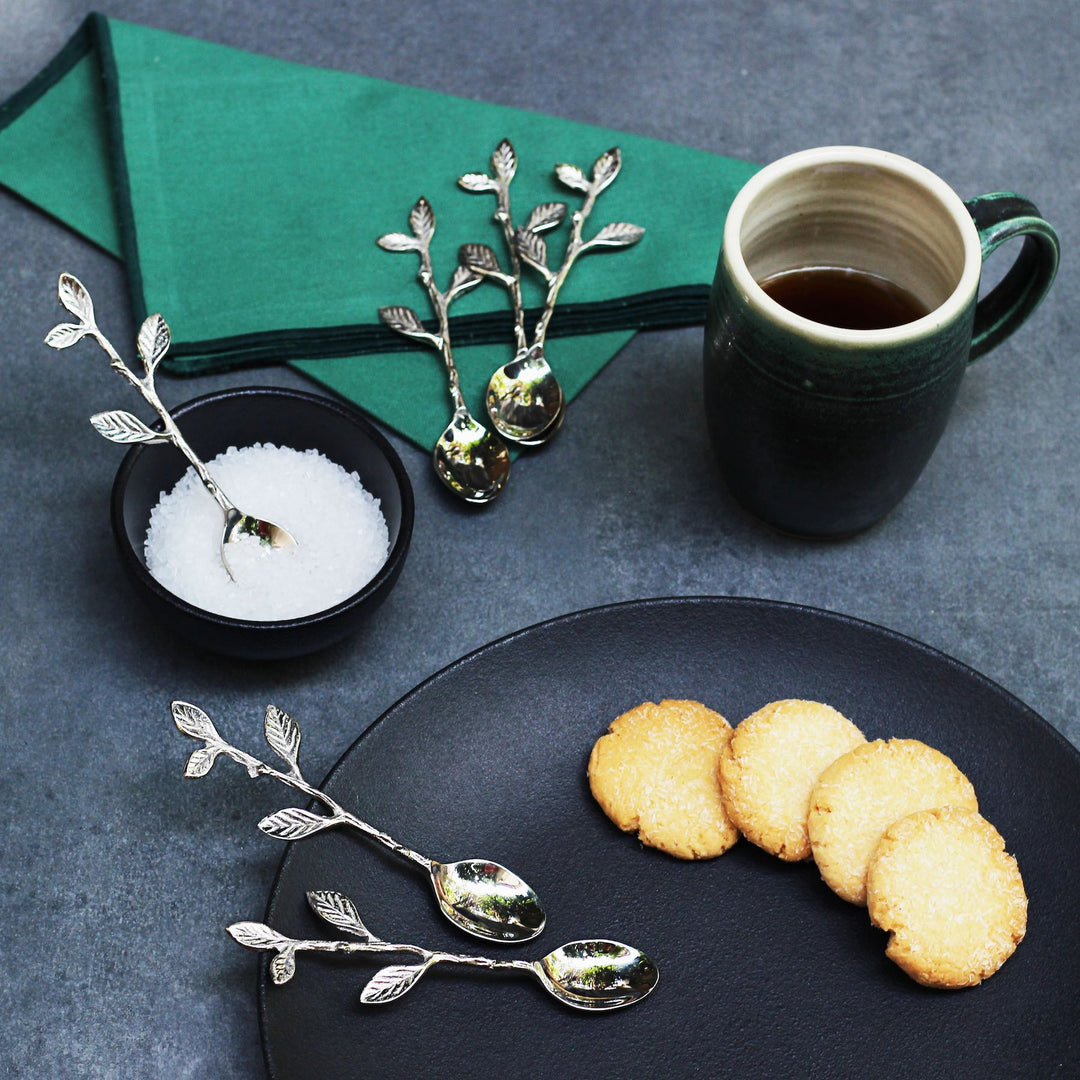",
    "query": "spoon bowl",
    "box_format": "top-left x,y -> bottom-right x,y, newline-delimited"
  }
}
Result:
219,503 -> 297,579
485,347 -> 565,445
535,939 -> 659,1010
434,409 -> 511,503
222,507 -> 297,551
430,859 -> 547,942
